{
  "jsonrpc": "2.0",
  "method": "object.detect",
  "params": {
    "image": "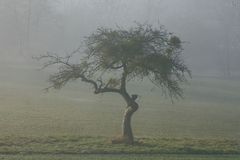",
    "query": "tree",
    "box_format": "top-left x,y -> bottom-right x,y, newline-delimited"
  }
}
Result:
37,24 -> 190,144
